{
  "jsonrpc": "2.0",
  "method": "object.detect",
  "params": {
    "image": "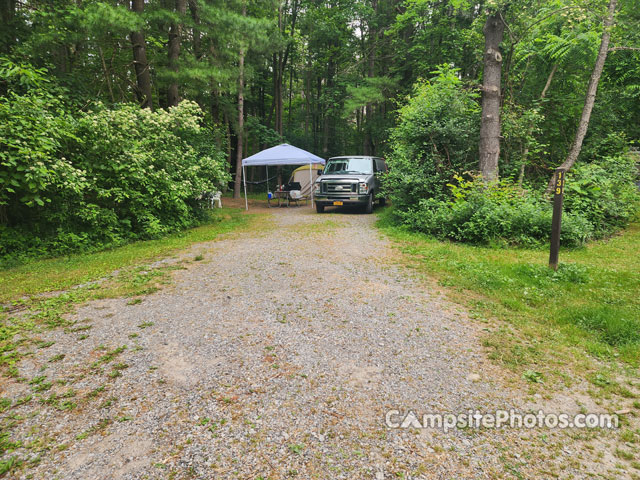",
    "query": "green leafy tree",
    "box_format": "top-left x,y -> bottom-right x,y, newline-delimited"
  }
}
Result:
384,65 -> 480,213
